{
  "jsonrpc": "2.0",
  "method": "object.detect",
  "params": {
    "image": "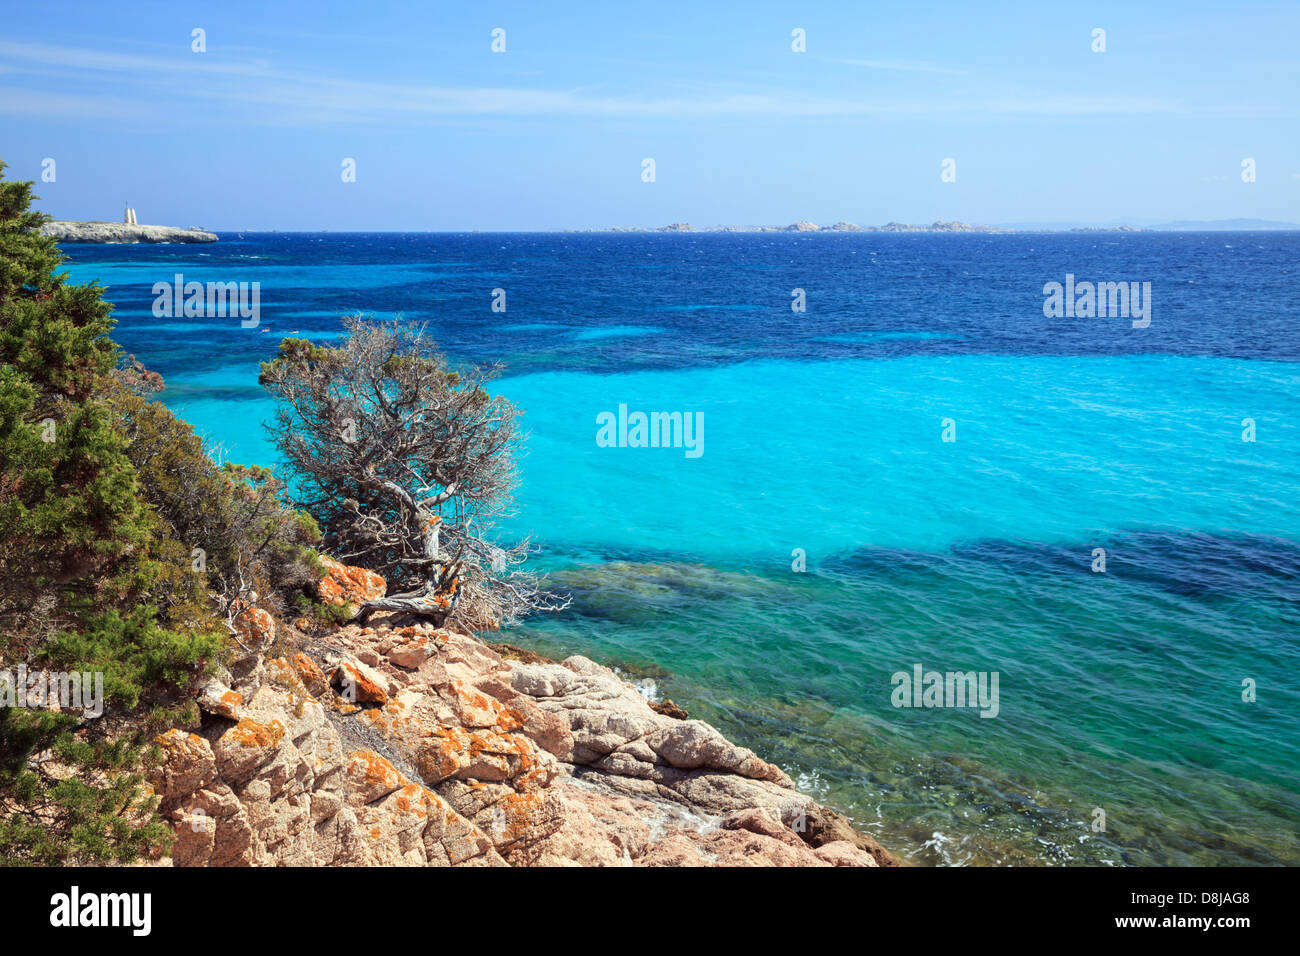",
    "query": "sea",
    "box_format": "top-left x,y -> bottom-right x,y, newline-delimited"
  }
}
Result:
58,231 -> 1300,866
